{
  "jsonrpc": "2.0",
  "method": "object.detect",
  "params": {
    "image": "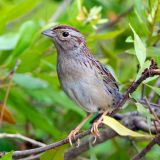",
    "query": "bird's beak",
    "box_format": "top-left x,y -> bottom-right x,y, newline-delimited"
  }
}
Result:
42,29 -> 55,38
